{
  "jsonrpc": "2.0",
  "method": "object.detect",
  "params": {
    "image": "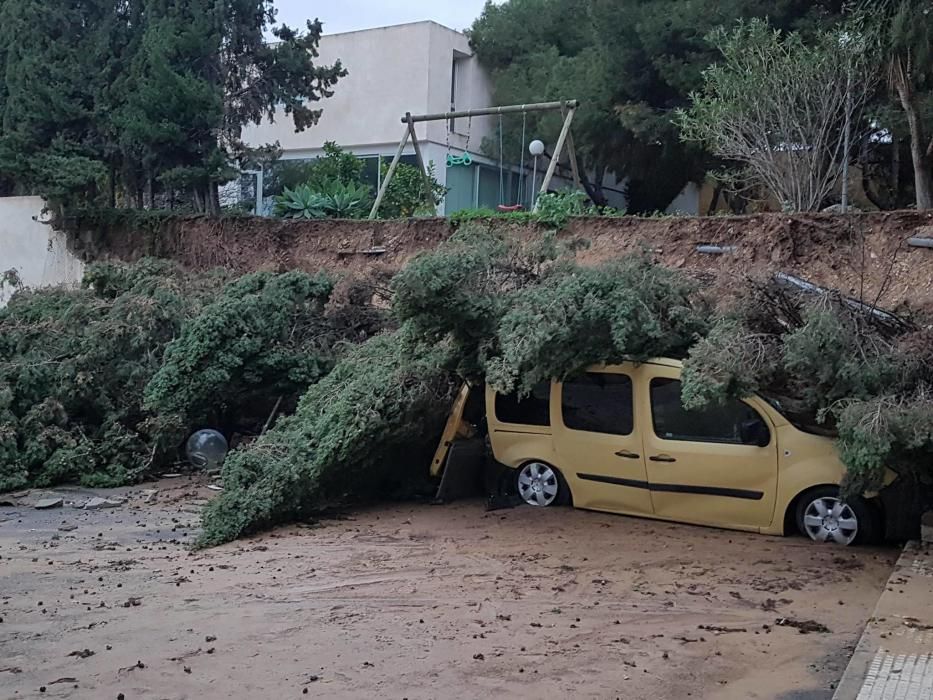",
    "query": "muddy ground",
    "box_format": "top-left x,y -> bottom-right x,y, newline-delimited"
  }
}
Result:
1,477 -> 897,700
